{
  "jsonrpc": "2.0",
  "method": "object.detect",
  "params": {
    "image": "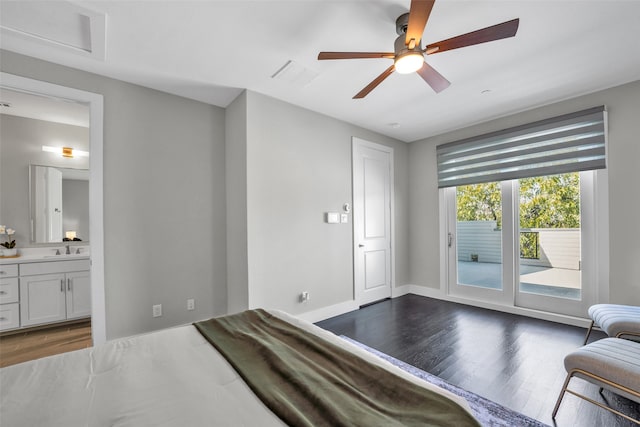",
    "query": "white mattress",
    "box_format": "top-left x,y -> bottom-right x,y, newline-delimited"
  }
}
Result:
0,310 -> 475,426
